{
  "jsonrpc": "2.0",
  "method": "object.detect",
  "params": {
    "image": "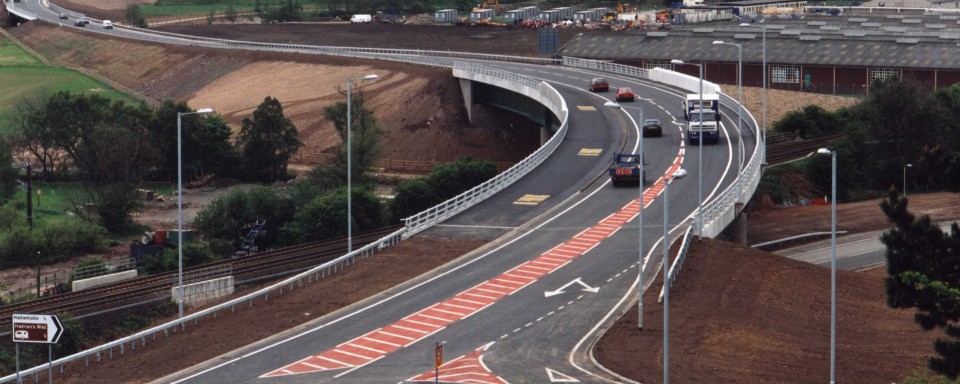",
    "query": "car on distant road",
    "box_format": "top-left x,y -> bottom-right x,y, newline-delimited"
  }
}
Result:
588,78 -> 609,92
75,18 -> 88,26
642,118 -> 663,137
103,20 -> 113,29
59,12 -> 68,19
615,87 -> 635,102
